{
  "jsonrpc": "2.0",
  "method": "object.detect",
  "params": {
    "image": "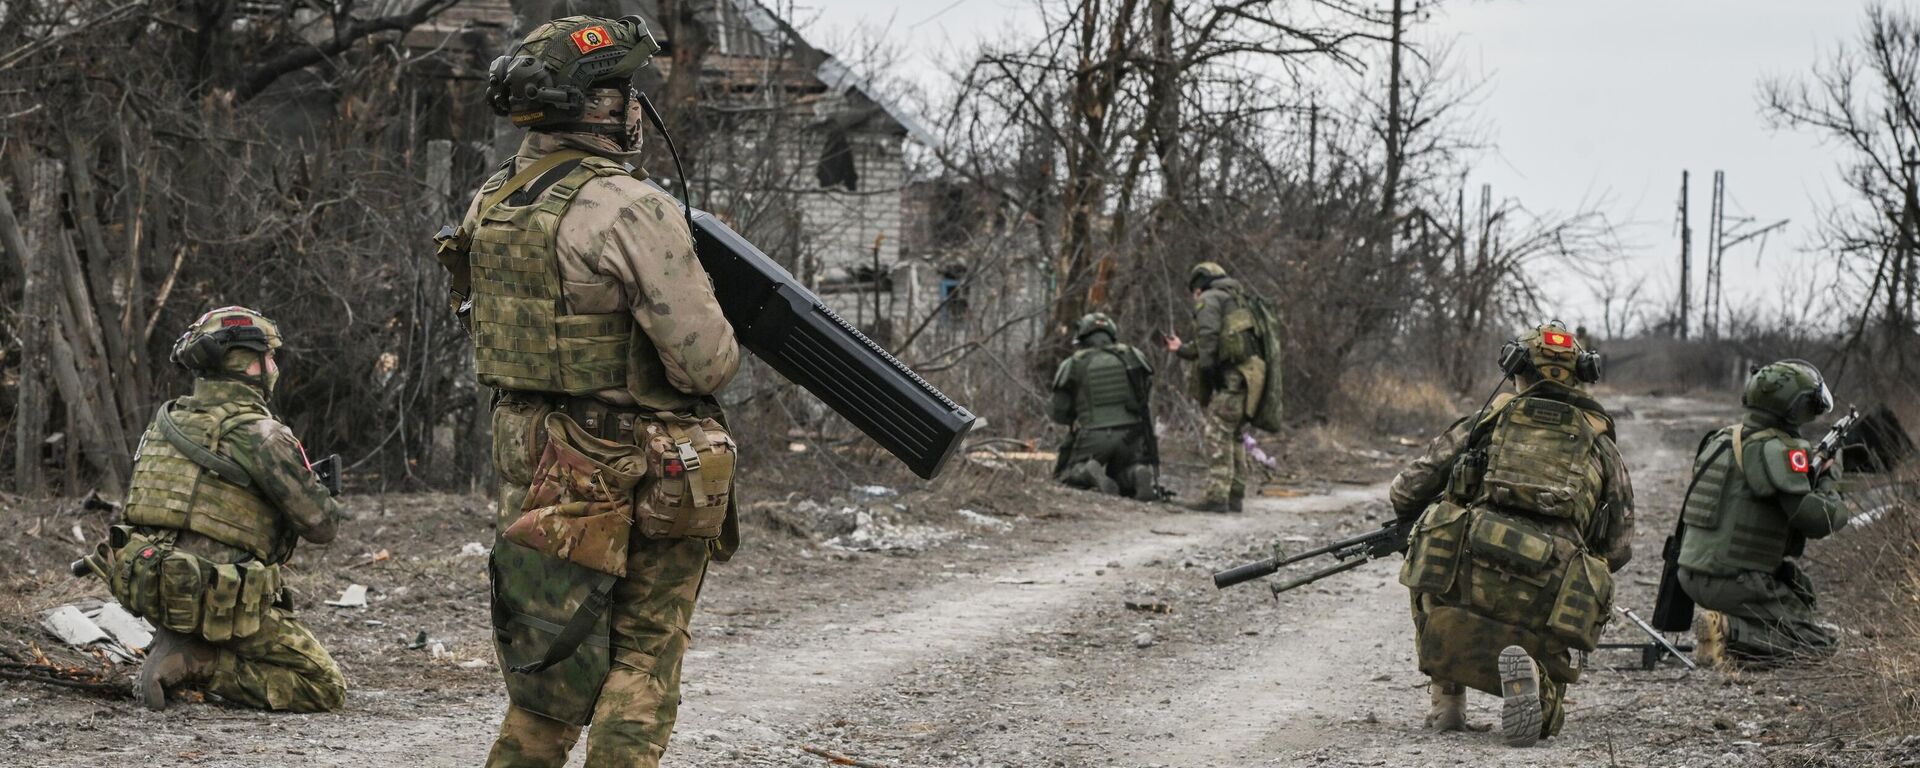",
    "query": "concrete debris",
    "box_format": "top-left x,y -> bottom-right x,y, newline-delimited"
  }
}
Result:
459,542 -> 491,557
324,583 -> 370,608
955,508 -> 1013,531
41,600 -> 152,664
